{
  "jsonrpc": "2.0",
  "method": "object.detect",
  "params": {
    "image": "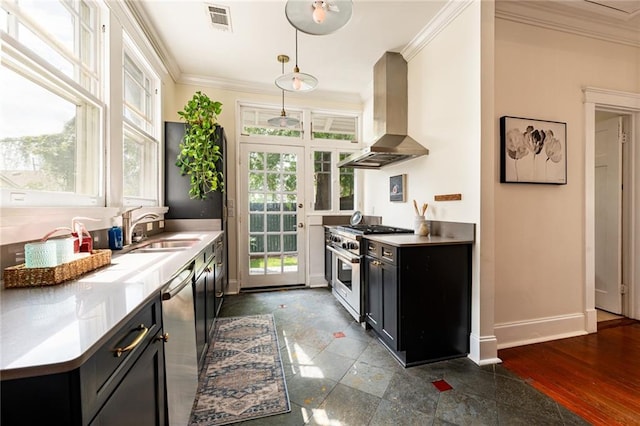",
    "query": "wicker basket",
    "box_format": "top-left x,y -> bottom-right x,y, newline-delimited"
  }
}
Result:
3,250 -> 112,288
